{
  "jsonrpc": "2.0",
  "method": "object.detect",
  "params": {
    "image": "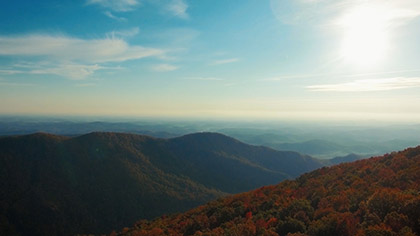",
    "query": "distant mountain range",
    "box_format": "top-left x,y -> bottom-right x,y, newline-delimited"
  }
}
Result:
2,119 -> 420,160
118,145 -> 420,236
0,132 -> 323,235
327,153 -> 365,165
219,127 -> 420,159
